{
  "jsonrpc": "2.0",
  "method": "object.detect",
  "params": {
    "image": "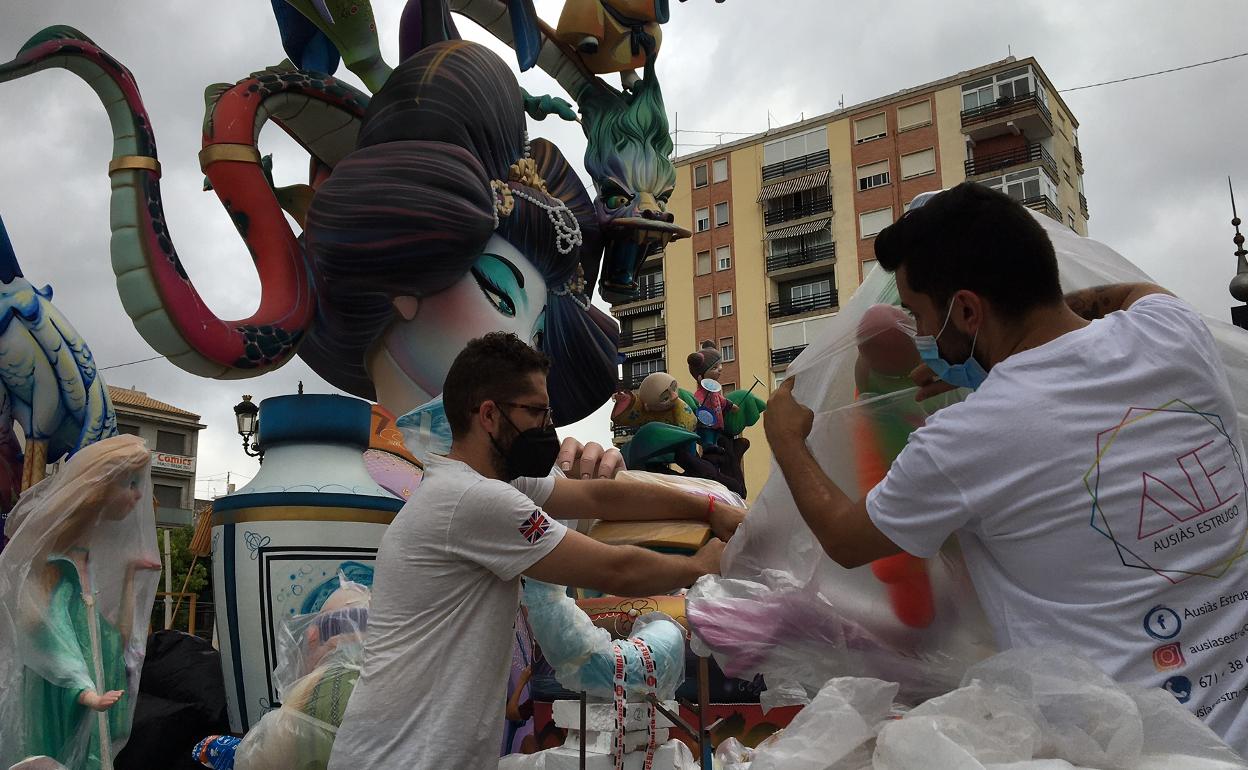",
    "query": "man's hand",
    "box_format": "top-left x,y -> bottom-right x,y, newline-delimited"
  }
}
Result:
764,378 -> 813,445
909,363 -> 958,402
557,438 -> 625,480
709,501 -> 746,540
692,538 -> 726,576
